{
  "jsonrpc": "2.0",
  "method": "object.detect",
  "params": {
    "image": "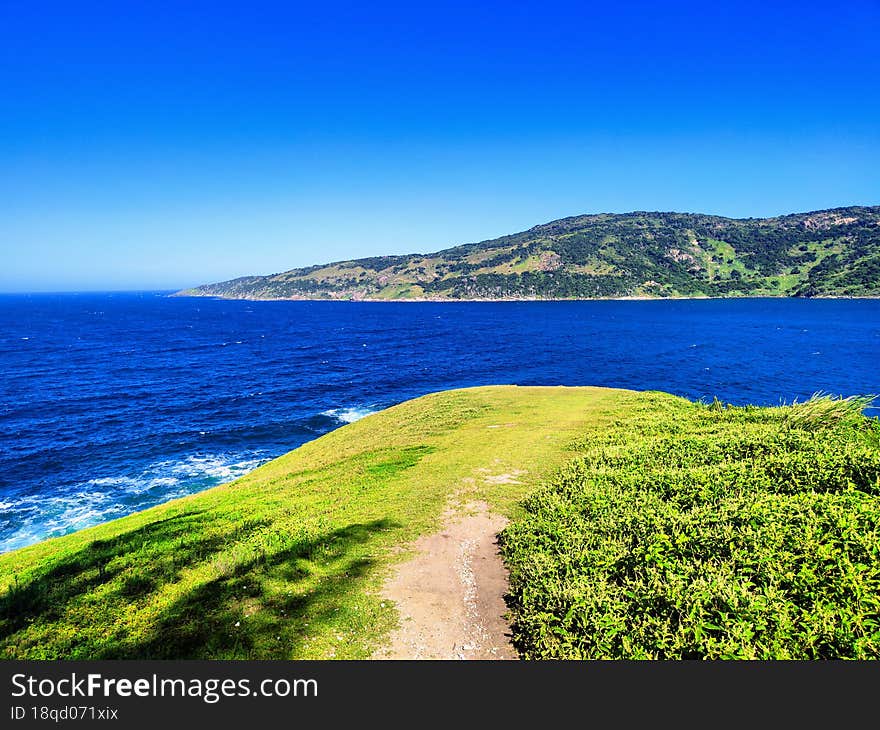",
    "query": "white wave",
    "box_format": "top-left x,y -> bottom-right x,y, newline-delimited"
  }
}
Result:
0,490 -> 129,553
88,476 -> 136,487
321,406 -> 379,424
0,449 -> 270,553
168,454 -> 266,481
